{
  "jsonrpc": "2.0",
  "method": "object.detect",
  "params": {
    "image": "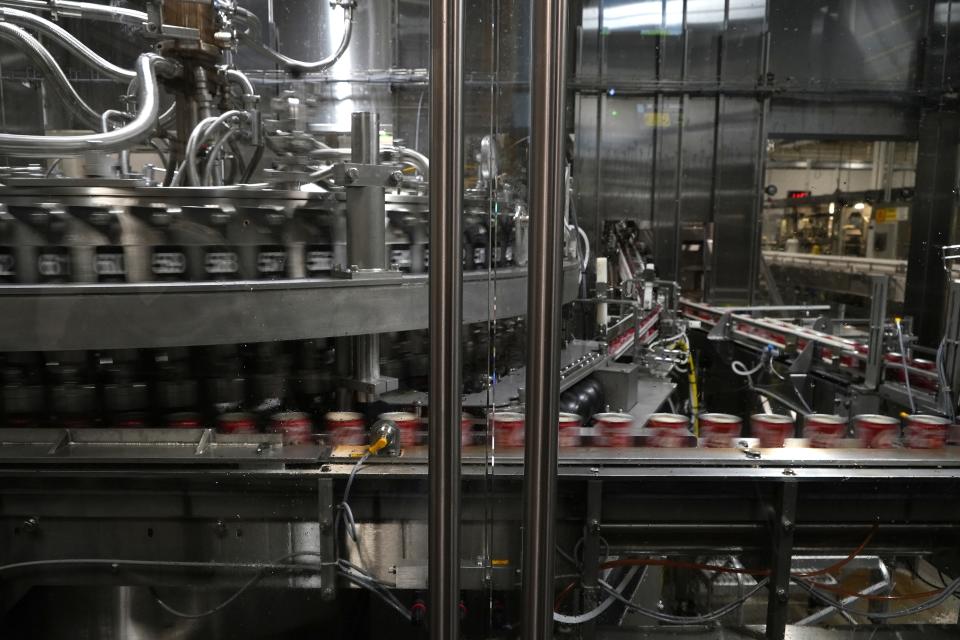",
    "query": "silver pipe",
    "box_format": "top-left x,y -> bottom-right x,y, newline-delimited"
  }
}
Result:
383,145 -> 429,179
521,0 -> 568,634
427,0 -> 463,636
236,5 -> 353,73
0,0 -> 145,25
0,7 -> 135,80
0,53 -> 179,157
222,68 -> 255,96
0,22 -> 103,129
